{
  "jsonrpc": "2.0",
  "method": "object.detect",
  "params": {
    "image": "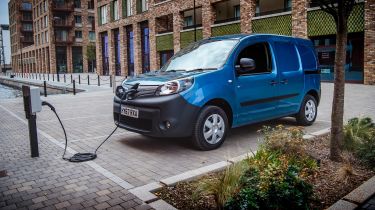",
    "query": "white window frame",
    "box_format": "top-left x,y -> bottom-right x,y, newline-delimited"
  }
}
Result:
100,5 -> 108,24
114,0 -> 119,20
127,0 -> 132,16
